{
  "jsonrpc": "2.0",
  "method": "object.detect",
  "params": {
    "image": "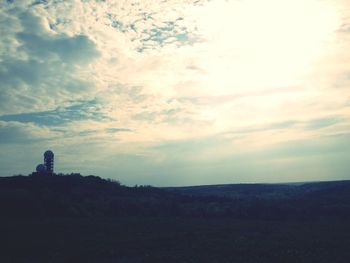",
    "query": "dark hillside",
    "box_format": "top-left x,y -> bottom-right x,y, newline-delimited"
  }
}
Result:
0,174 -> 180,218
1,175 -> 350,220
164,183 -> 298,199
2,175 -> 350,263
